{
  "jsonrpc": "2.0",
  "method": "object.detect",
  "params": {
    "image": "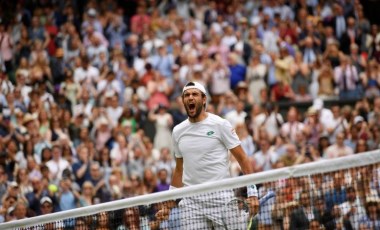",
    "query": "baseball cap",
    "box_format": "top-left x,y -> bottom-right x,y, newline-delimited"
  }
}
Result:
182,81 -> 207,96
354,116 -> 364,125
40,196 -> 53,205
9,181 -> 18,188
